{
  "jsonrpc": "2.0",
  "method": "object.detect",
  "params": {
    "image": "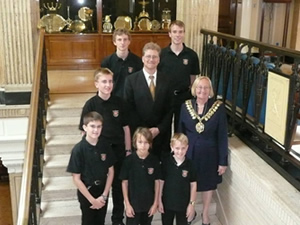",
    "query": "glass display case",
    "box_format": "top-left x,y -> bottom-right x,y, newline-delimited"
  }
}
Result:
39,0 -> 98,33
39,0 -> 176,33
102,0 -> 176,33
